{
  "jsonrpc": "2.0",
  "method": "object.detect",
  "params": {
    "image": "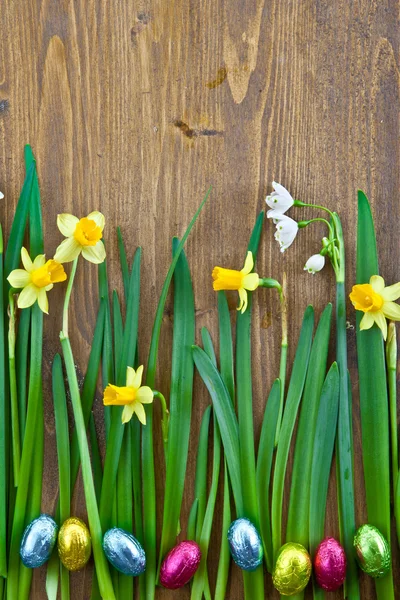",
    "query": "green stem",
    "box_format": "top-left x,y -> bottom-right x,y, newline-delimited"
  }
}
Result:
294,200 -> 335,220
153,391 -> 169,457
8,292 -> 21,486
386,323 -> 398,495
60,260 -> 115,600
